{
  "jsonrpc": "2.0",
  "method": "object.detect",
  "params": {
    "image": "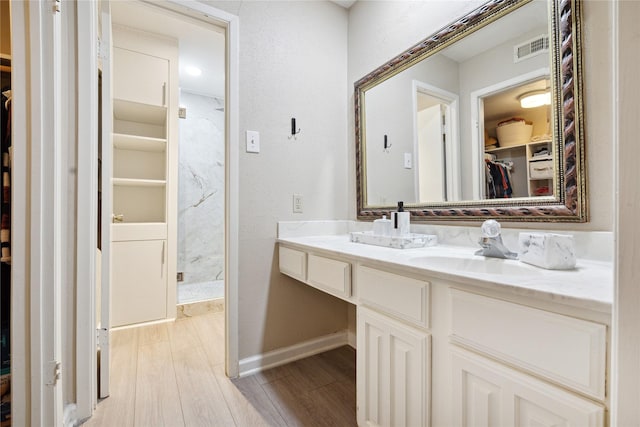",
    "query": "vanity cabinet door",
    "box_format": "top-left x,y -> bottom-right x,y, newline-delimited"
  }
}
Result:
452,348 -> 604,427
357,306 -> 430,427
278,245 -> 306,282
307,254 -> 351,299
